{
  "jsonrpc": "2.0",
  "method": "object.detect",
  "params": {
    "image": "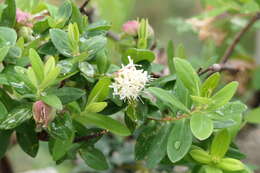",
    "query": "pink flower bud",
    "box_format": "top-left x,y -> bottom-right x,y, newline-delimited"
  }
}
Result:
16,8 -> 33,27
122,20 -> 139,36
33,101 -> 55,128
122,20 -> 154,37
